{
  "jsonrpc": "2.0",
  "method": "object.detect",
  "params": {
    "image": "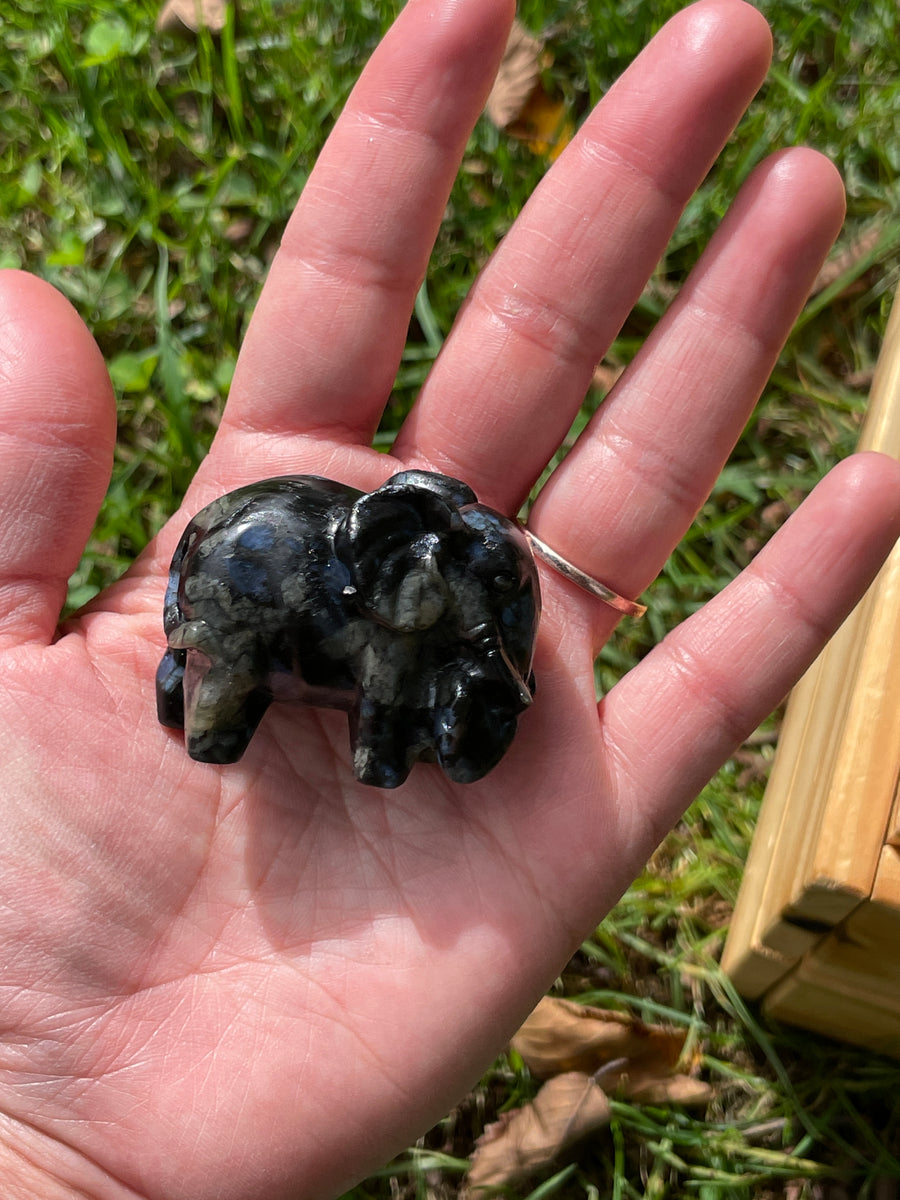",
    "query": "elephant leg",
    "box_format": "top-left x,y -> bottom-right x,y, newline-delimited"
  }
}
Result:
351,690 -> 440,789
348,640 -> 433,788
182,650 -> 272,765
156,647 -> 187,729
350,697 -> 418,789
